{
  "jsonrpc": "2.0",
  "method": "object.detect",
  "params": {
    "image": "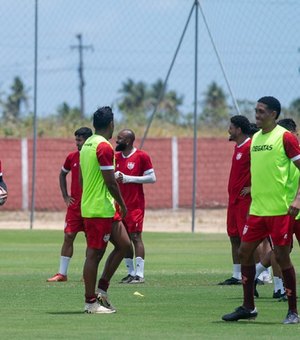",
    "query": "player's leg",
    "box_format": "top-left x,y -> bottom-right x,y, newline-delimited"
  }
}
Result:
219,201 -> 245,285
97,221 -> 131,309
47,209 -> 84,282
129,231 -> 145,283
274,244 -> 299,323
271,251 -> 285,300
83,217 -> 114,314
222,215 -> 267,322
271,215 -> 299,324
